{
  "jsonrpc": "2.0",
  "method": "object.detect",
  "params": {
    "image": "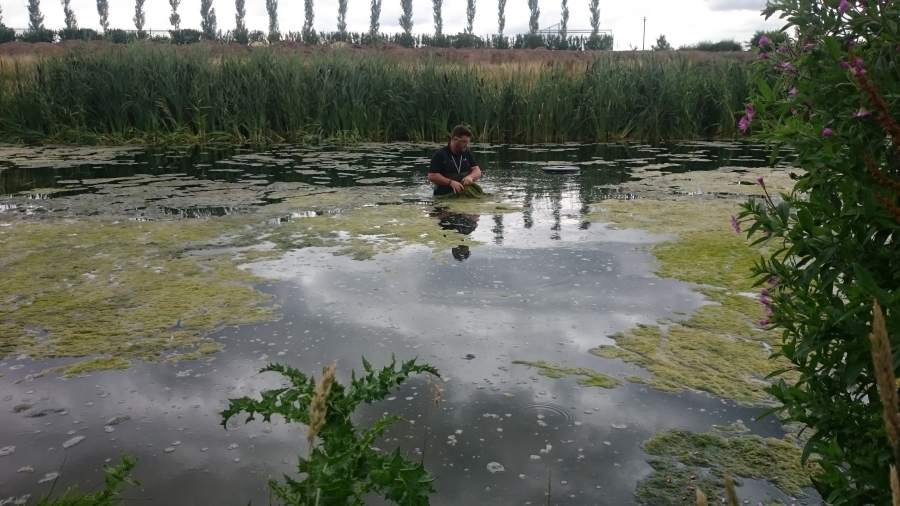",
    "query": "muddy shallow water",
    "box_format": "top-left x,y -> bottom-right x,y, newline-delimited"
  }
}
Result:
0,141 -> 813,505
